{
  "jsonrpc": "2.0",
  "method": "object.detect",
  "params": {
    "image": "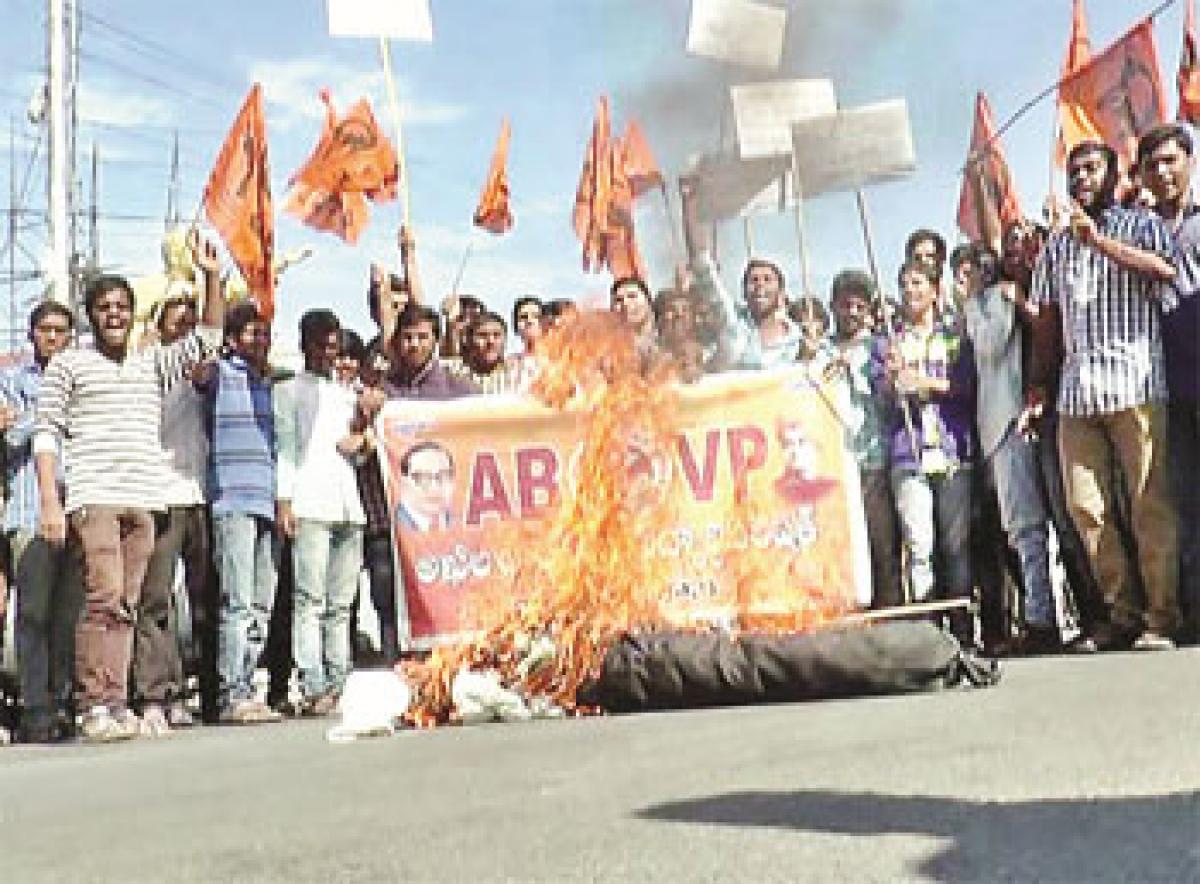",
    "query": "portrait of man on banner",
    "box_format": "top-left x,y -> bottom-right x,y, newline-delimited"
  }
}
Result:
395,440 -> 458,533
